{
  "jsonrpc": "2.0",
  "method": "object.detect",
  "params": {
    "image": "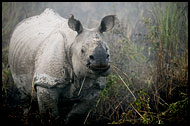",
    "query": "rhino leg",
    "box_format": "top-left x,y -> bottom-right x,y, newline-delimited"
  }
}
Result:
36,86 -> 59,118
65,88 -> 101,124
